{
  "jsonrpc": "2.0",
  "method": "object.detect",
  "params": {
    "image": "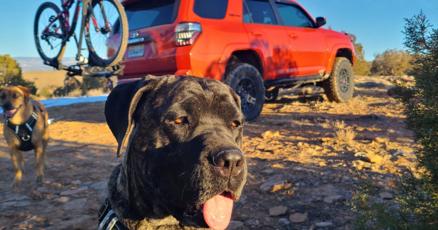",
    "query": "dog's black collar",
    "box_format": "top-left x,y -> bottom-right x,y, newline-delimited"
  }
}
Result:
98,199 -> 128,230
5,110 -> 38,152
